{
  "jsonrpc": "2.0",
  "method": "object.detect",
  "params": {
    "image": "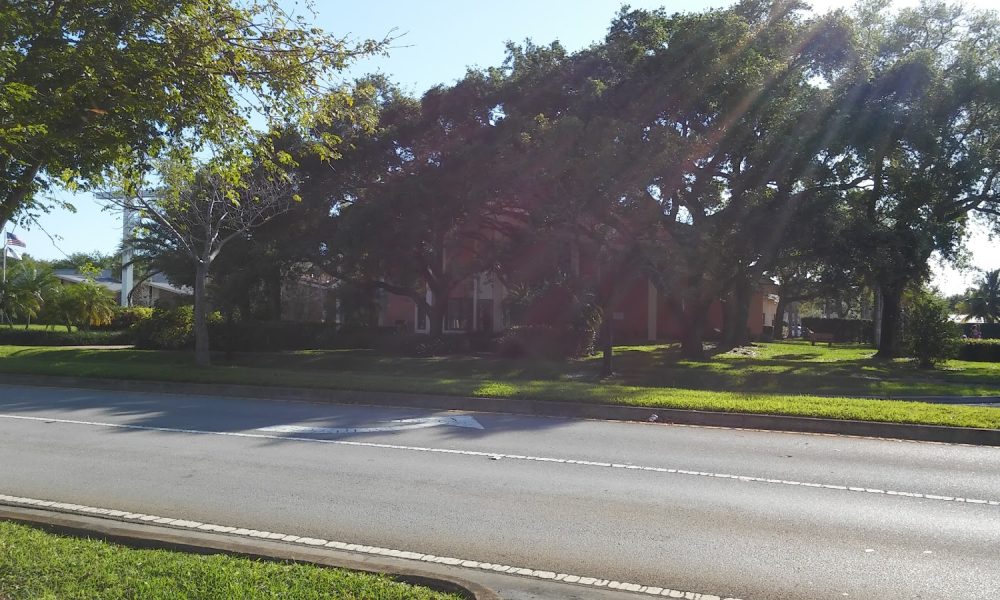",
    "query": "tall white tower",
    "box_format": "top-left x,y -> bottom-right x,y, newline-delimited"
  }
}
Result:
96,189 -> 156,307
120,204 -> 139,307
